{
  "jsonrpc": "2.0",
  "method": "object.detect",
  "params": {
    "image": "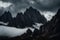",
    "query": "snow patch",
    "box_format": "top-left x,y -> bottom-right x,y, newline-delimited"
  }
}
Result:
0,25 -> 28,37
